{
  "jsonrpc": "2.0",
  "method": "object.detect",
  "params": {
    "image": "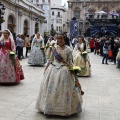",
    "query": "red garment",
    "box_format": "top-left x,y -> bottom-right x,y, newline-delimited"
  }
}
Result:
0,39 -> 24,83
89,39 -> 94,48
